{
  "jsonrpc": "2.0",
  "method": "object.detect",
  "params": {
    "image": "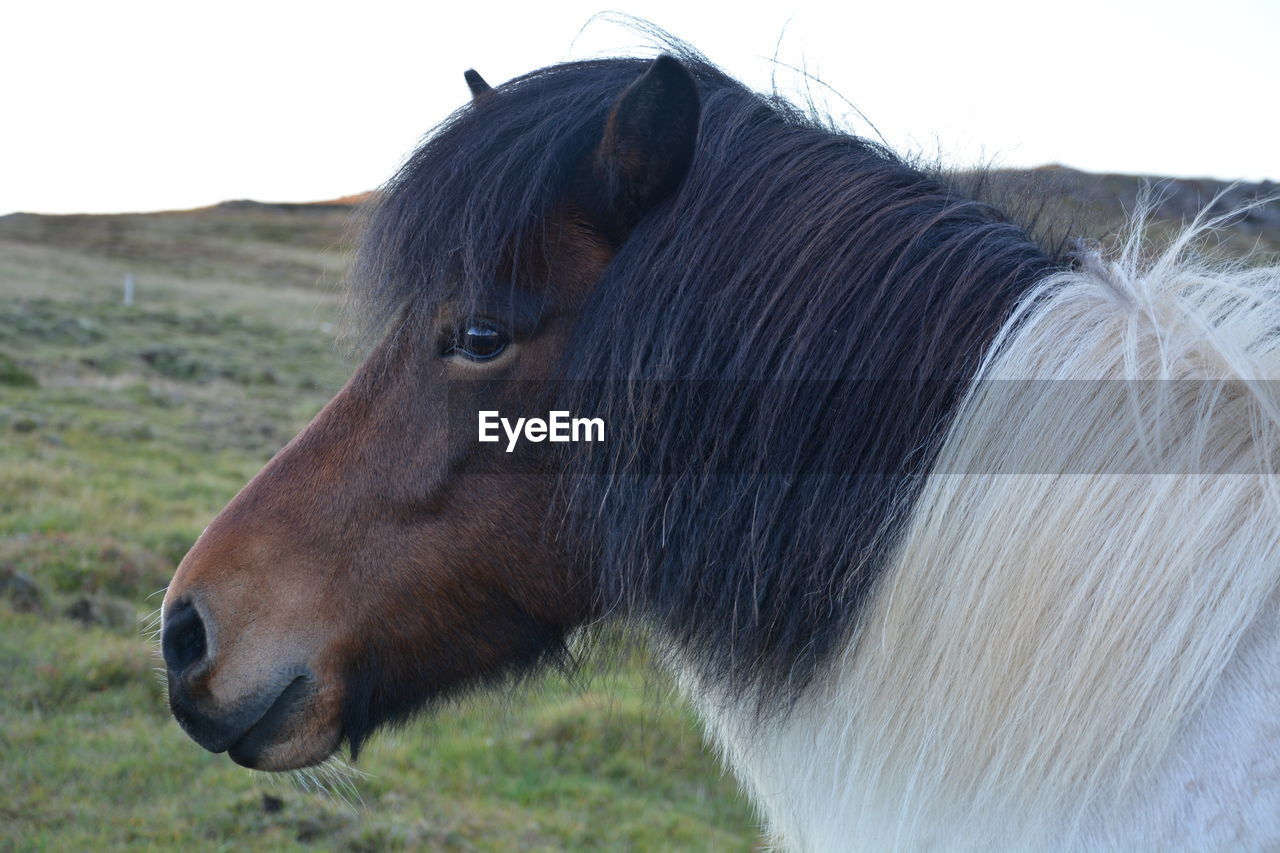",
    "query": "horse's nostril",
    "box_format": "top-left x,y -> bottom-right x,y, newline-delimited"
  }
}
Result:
162,599 -> 208,677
